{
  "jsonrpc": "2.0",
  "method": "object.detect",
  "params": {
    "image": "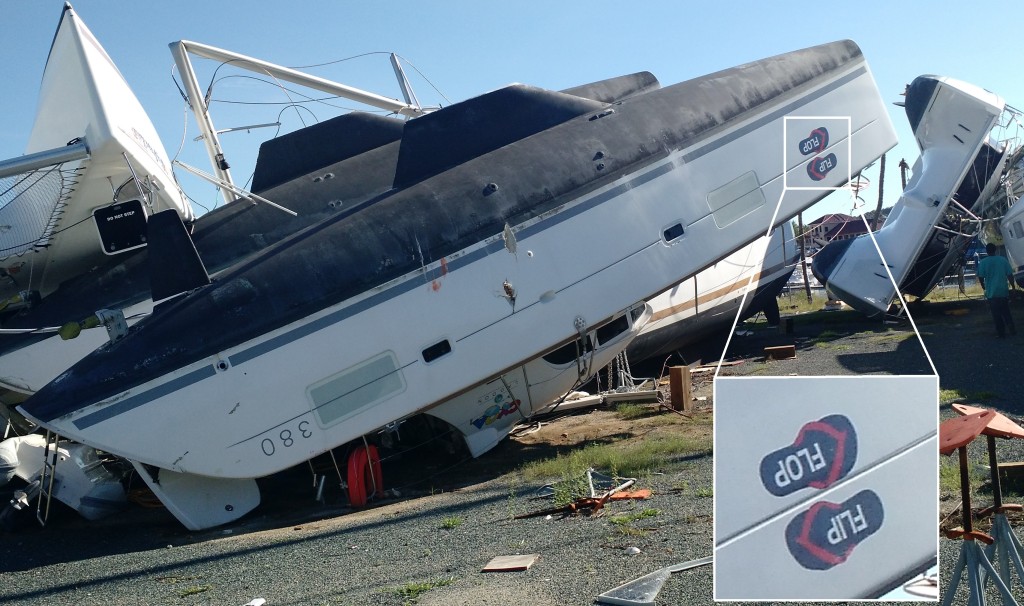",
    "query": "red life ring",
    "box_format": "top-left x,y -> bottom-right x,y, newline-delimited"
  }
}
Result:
347,444 -> 383,507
